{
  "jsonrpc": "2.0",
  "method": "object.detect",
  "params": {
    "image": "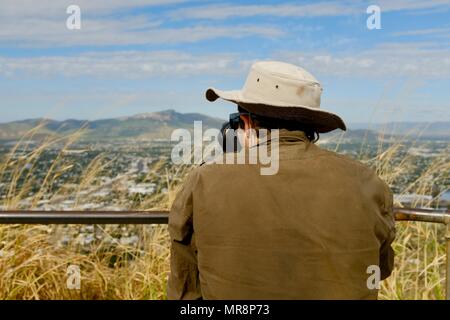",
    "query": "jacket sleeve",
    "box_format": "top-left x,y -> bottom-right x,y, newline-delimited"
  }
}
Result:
379,182 -> 396,280
167,170 -> 202,300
